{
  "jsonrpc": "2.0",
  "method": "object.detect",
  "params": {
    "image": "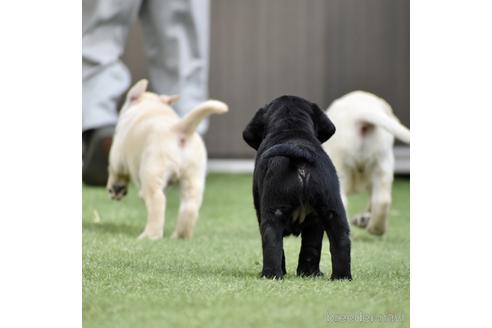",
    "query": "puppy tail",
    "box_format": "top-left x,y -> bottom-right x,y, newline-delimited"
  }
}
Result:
261,144 -> 316,164
358,108 -> 410,144
175,100 -> 229,137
